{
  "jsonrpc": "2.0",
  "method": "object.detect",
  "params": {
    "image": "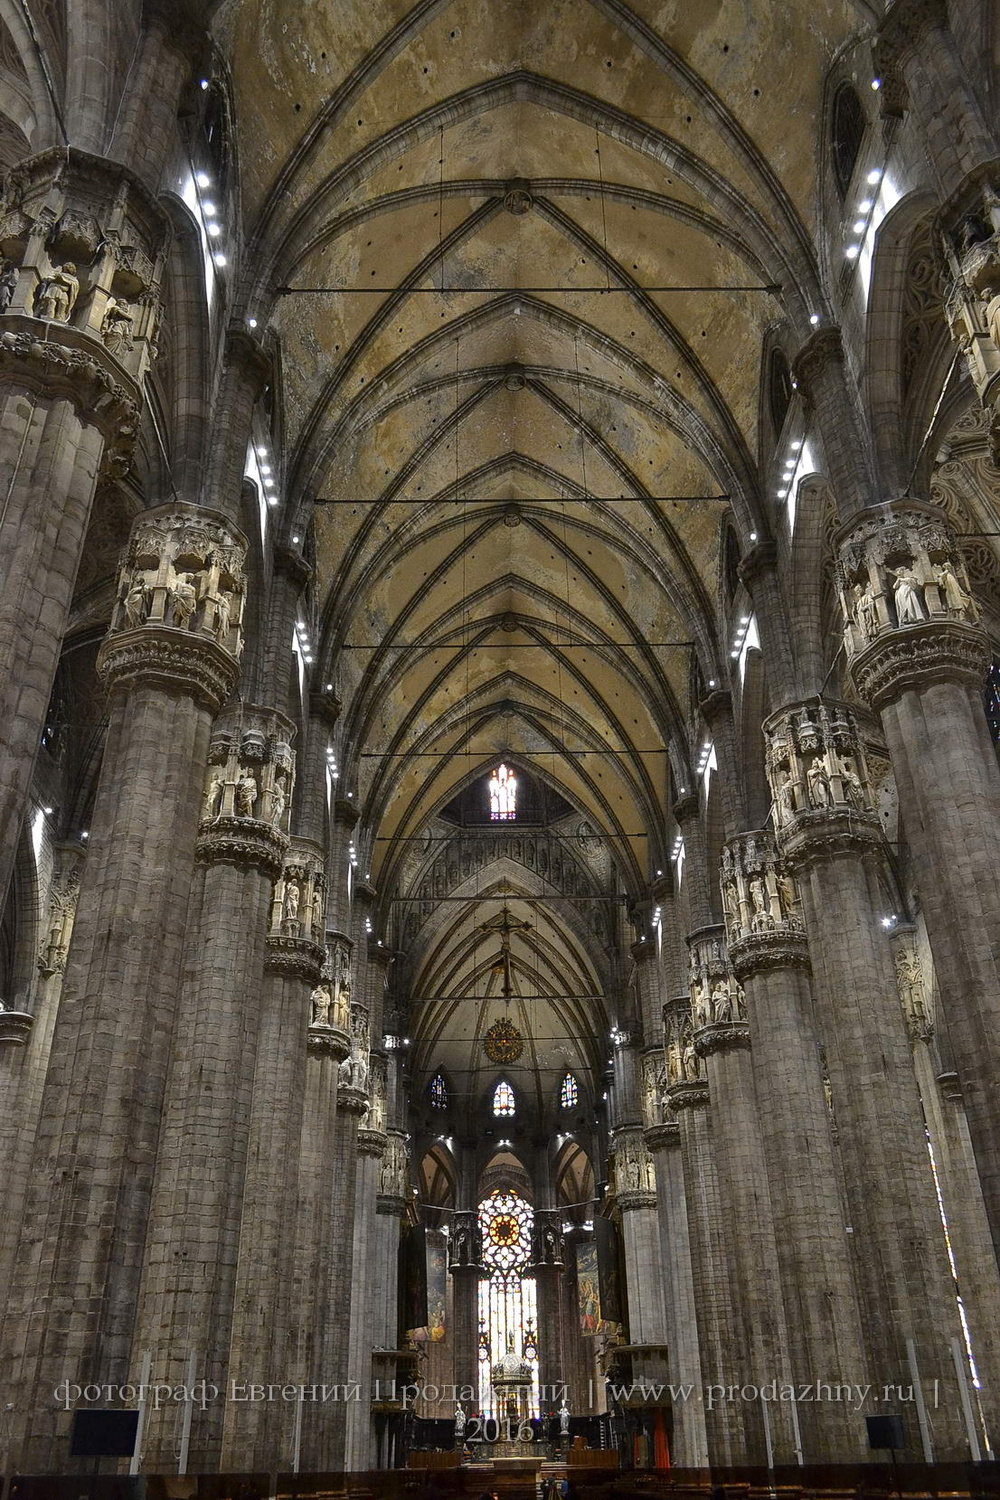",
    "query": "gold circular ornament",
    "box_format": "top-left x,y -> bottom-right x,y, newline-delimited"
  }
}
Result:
490,1213 -> 520,1248
484,1017 -> 523,1063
